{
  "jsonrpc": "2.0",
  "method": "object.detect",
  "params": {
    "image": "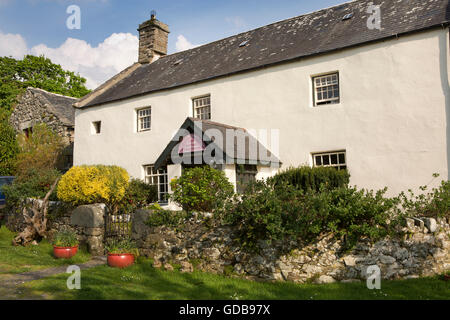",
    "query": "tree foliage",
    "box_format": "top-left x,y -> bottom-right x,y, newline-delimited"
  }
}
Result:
15,123 -> 64,180
170,166 -> 235,213
0,116 -> 19,175
0,55 -> 90,115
